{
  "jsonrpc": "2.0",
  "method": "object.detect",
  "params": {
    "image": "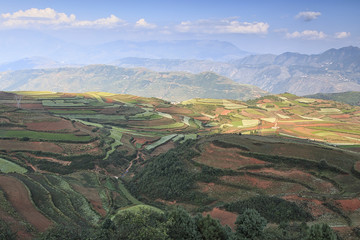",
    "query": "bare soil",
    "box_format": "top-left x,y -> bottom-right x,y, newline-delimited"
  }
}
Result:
0,175 -> 52,232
